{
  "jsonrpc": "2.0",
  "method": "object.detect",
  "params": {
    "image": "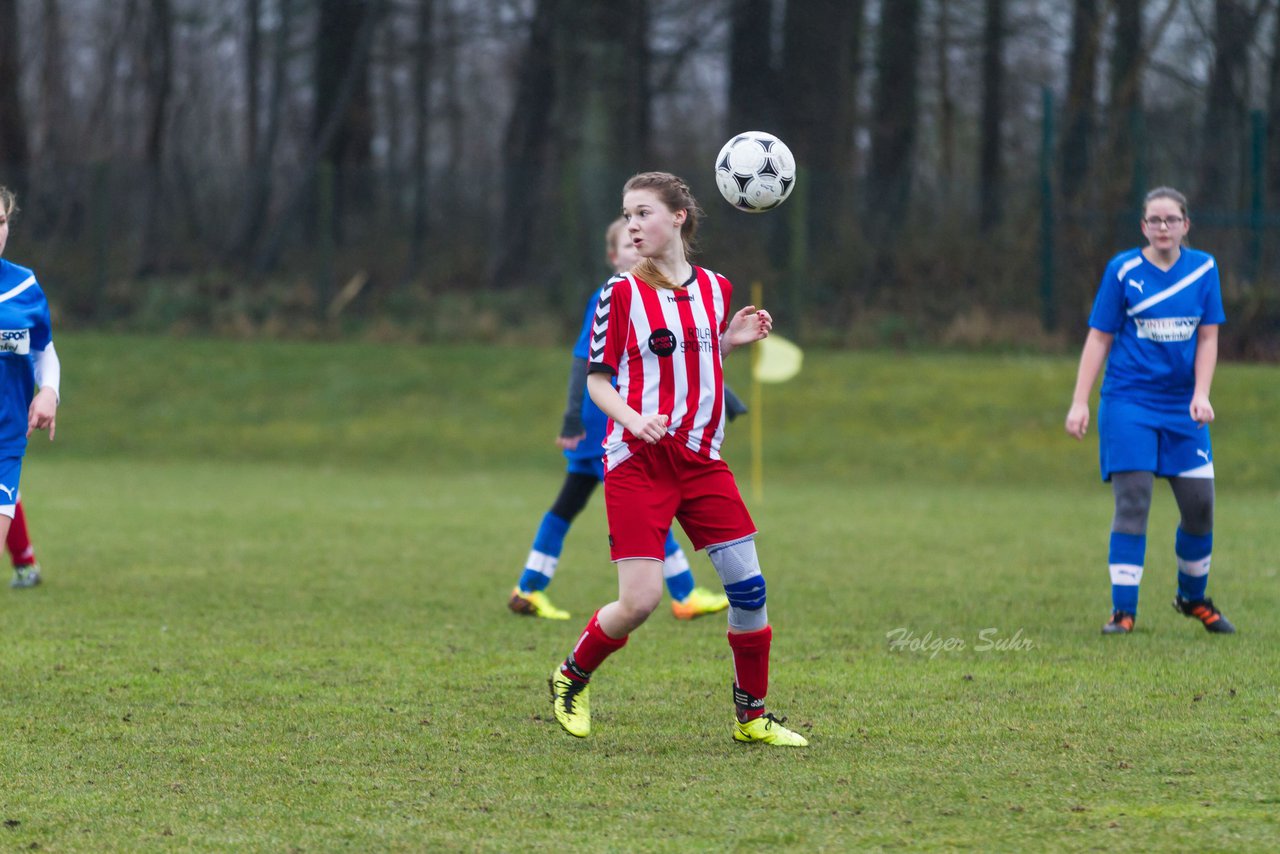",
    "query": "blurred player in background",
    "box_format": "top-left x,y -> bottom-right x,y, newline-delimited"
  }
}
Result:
509,218 -> 740,621
1066,186 -> 1234,635
547,172 -> 807,747
0,187 -> 60,589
